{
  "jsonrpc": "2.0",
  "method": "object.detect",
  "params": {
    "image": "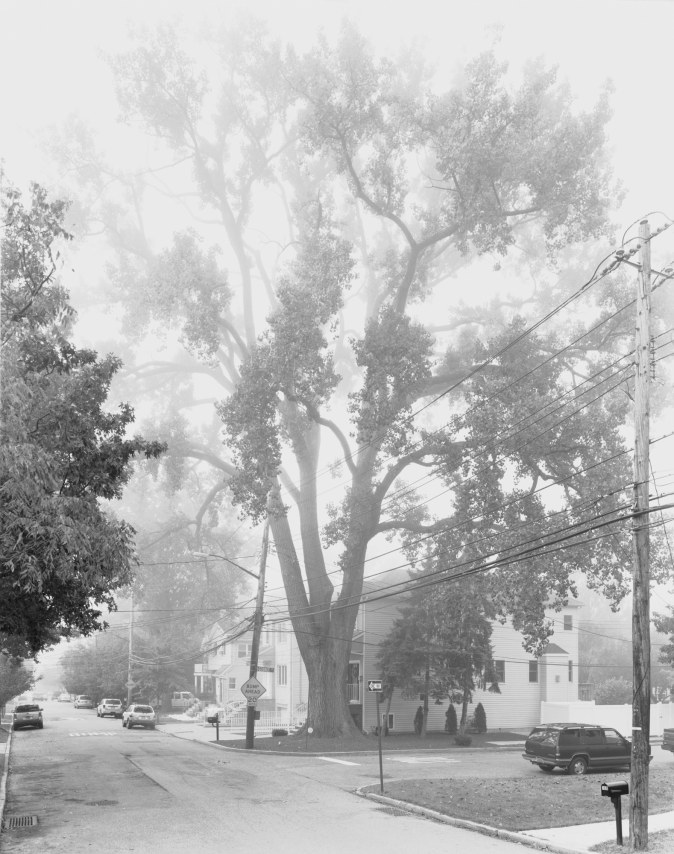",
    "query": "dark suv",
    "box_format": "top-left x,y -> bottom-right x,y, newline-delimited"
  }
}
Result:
523,722 -> 632,775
